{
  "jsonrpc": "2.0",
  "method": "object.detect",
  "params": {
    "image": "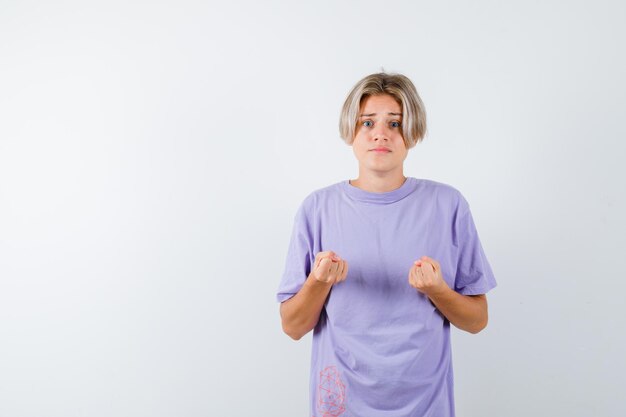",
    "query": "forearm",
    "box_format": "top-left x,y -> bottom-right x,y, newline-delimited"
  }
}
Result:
280,274 -> 333,340
427,287 -> 488,334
